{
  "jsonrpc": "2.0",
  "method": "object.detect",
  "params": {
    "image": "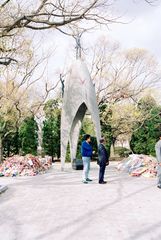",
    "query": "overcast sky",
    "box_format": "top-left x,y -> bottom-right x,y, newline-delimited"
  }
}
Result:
111,0 -> 161,60
31,0 -> 161,92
